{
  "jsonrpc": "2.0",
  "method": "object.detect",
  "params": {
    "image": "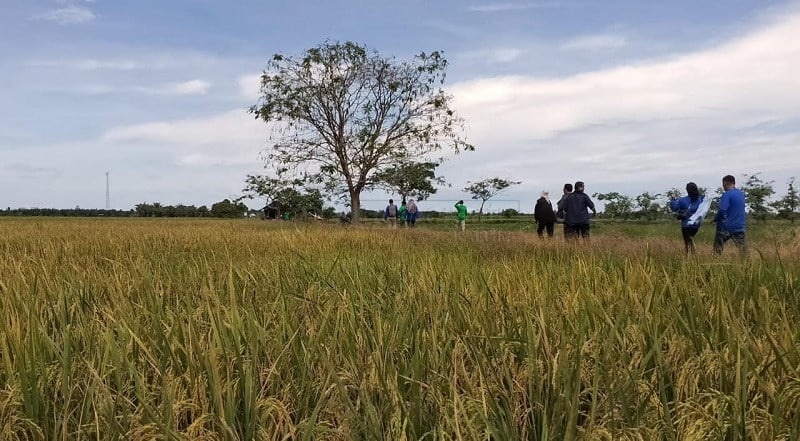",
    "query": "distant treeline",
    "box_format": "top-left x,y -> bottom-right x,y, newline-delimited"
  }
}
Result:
1,199 -> 251,219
